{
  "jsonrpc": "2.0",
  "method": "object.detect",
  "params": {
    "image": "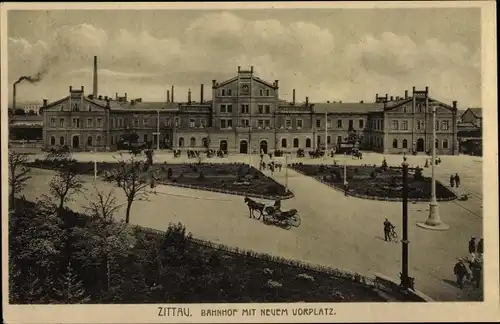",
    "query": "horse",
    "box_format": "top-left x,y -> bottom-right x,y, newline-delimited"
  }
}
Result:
244,197 -> 266,219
